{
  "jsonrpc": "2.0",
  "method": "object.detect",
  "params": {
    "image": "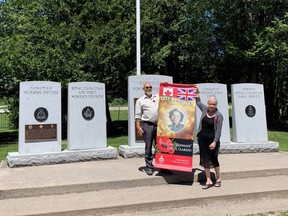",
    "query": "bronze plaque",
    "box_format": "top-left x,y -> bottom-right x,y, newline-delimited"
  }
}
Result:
25,124 -> 57,142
